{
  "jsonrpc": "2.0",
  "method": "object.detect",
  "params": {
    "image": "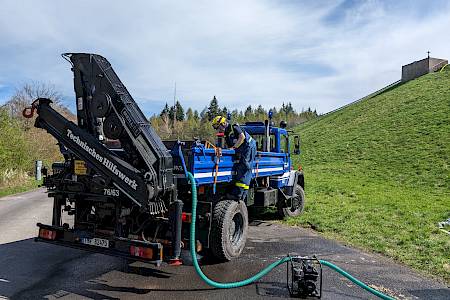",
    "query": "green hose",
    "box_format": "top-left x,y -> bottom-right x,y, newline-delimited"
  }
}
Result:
187,172 -> 395,299
319,260 -> 394,300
